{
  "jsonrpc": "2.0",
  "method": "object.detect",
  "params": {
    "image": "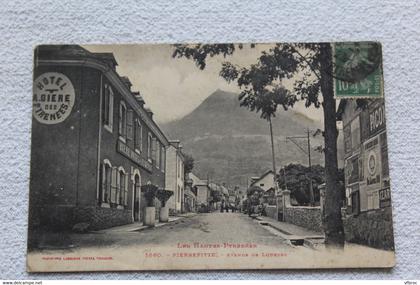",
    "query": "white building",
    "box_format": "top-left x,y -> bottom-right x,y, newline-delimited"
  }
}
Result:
249,170 -> 275,192
189,173 -> 210,206
165,140 -> 184,213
